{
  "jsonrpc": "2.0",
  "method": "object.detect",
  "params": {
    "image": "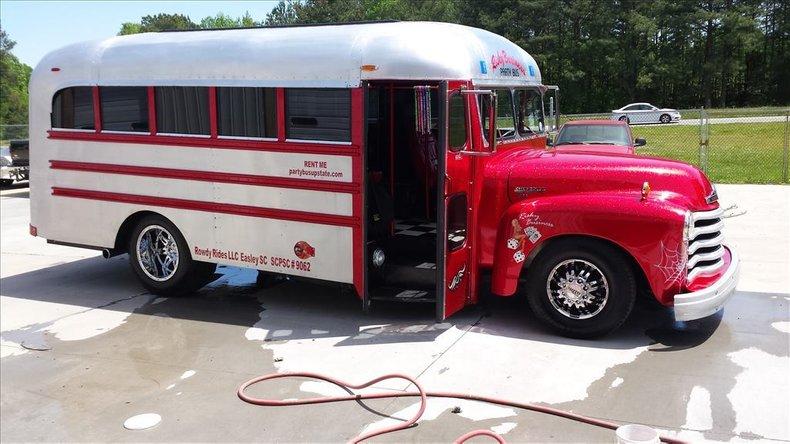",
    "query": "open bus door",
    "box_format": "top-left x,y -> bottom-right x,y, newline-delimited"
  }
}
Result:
436,82 -> 496,320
